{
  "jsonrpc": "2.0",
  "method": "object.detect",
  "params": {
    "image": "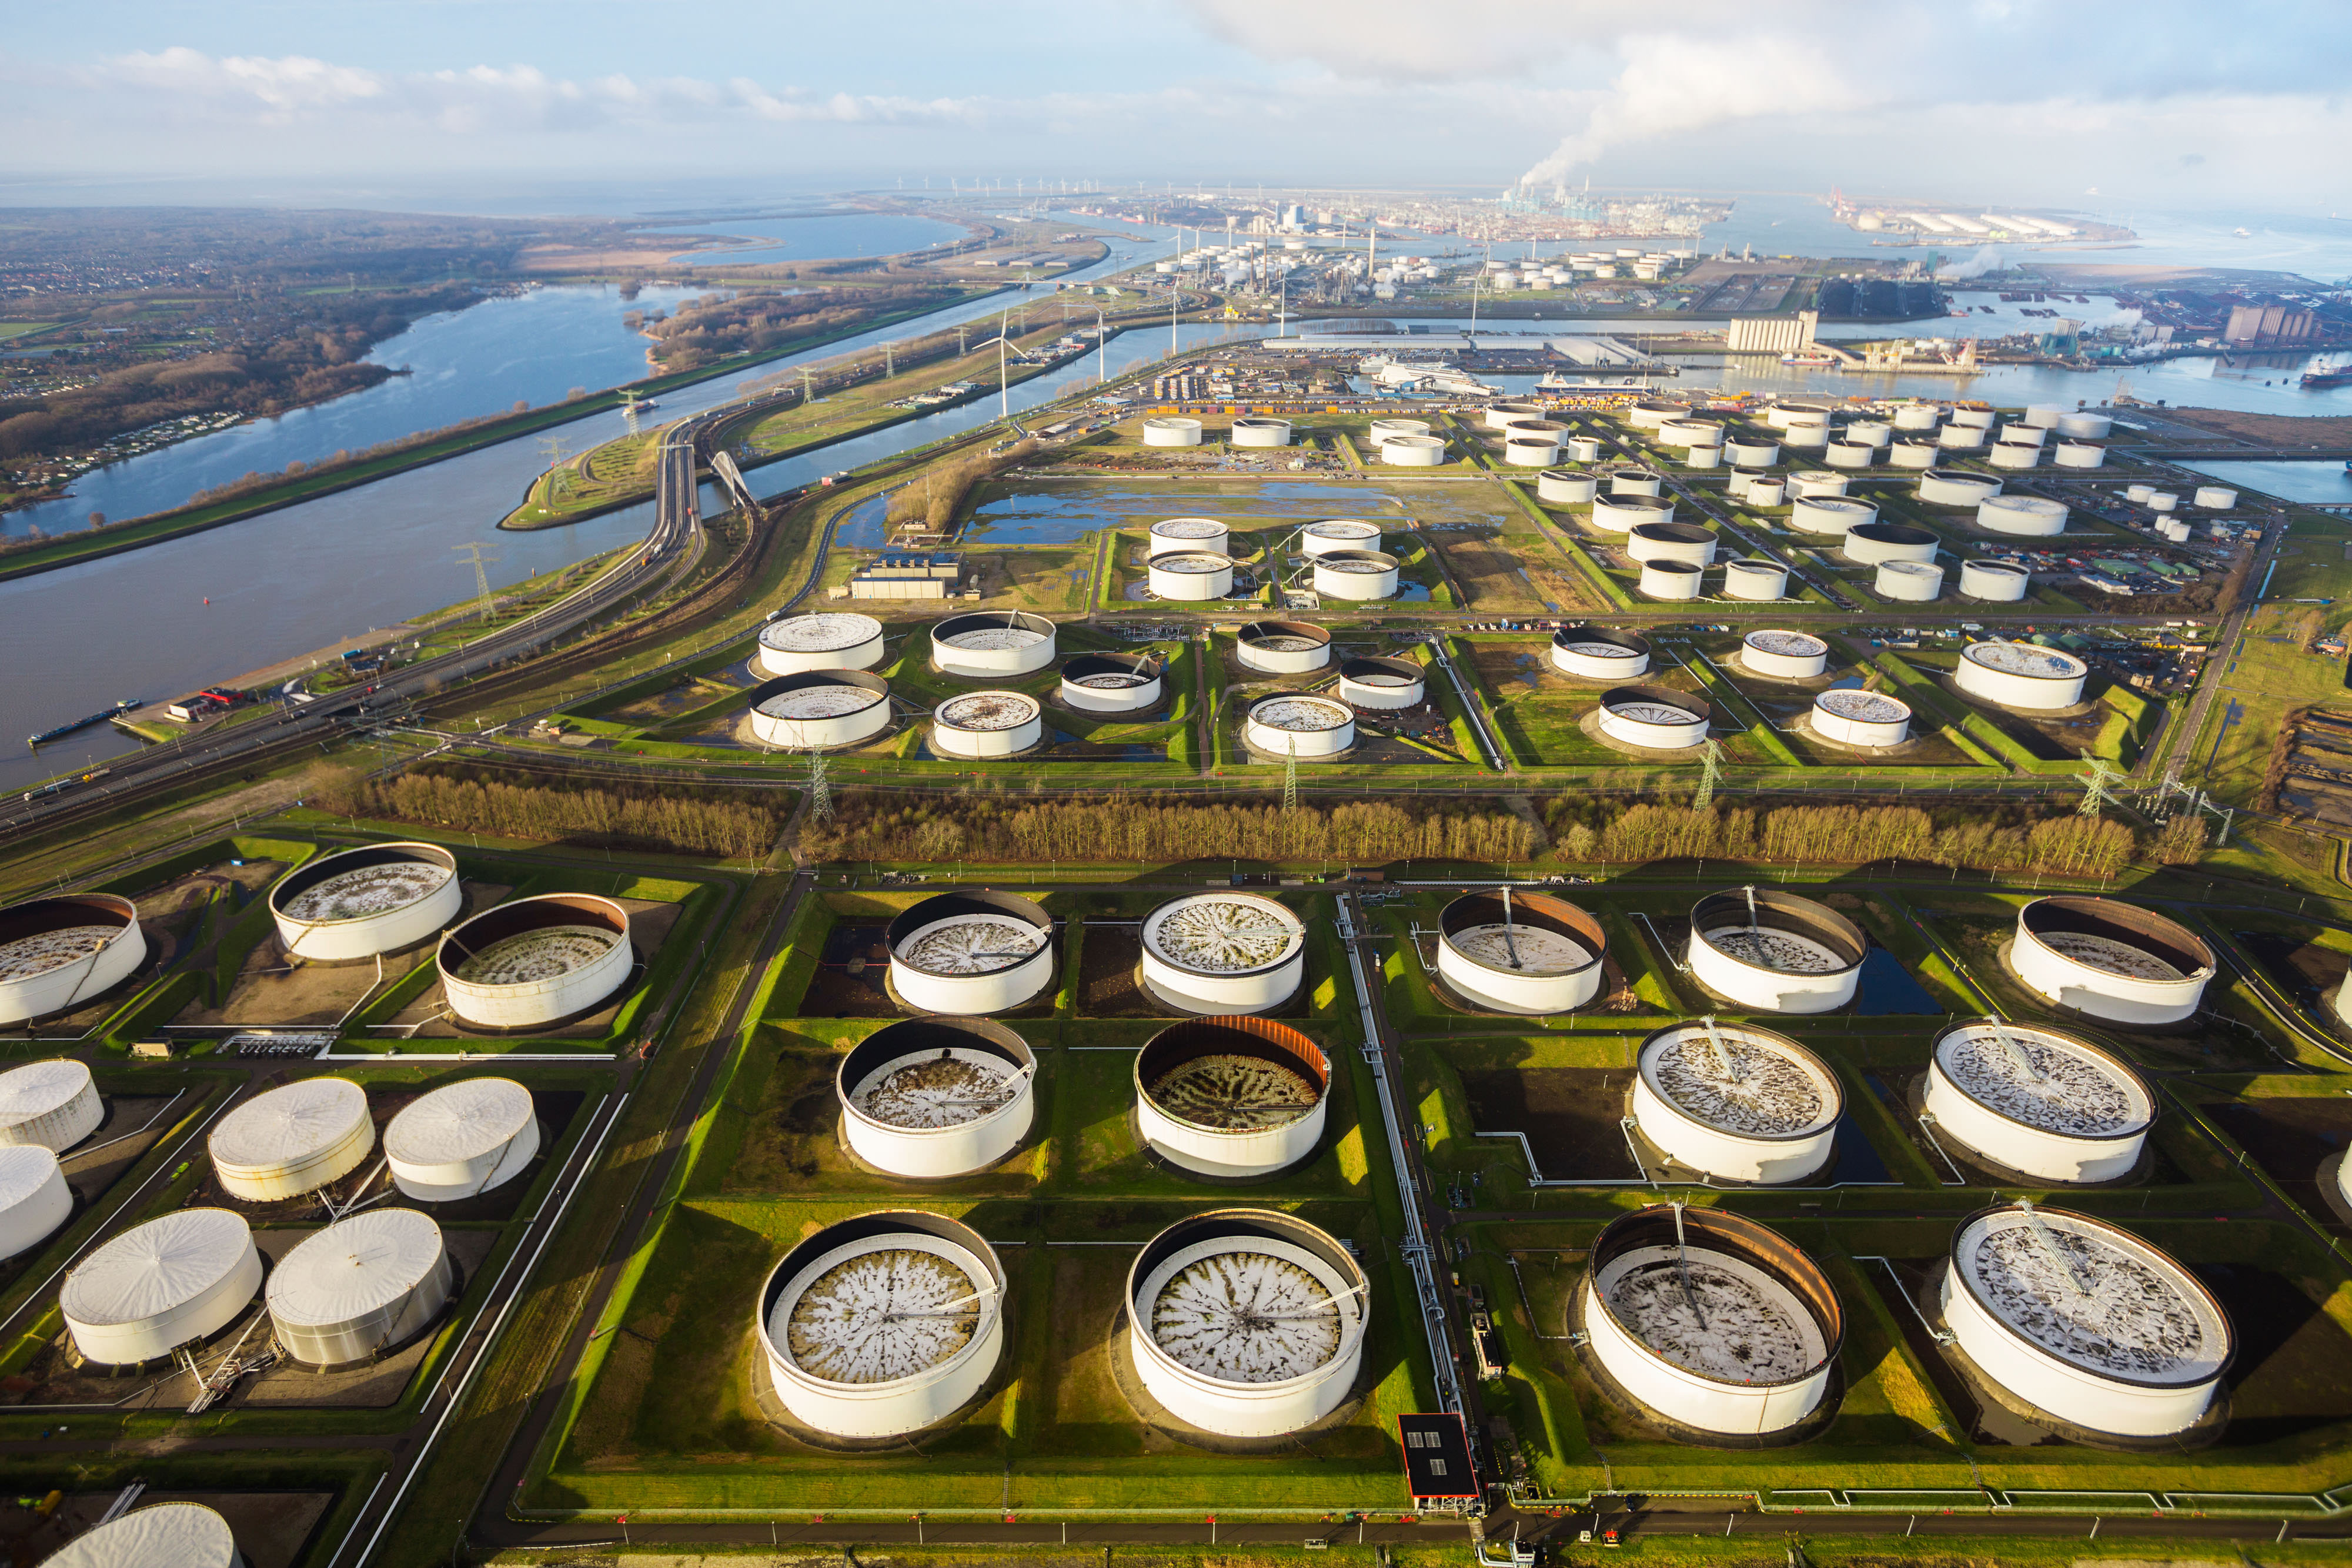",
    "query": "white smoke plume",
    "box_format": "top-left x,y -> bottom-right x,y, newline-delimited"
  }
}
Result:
1934,245 -> 2007,281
